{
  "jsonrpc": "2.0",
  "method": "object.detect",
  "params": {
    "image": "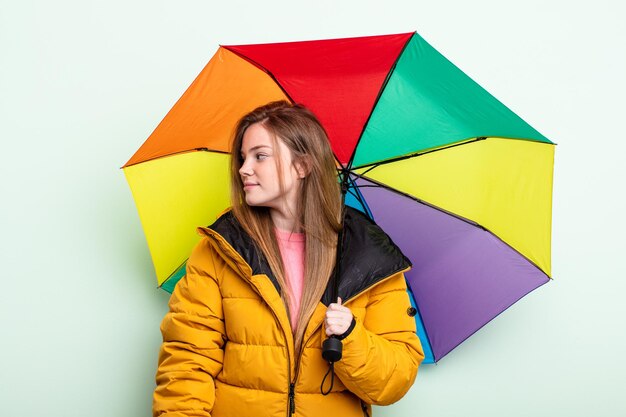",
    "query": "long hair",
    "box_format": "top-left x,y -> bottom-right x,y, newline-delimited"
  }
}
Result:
230,100 -> 342,356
